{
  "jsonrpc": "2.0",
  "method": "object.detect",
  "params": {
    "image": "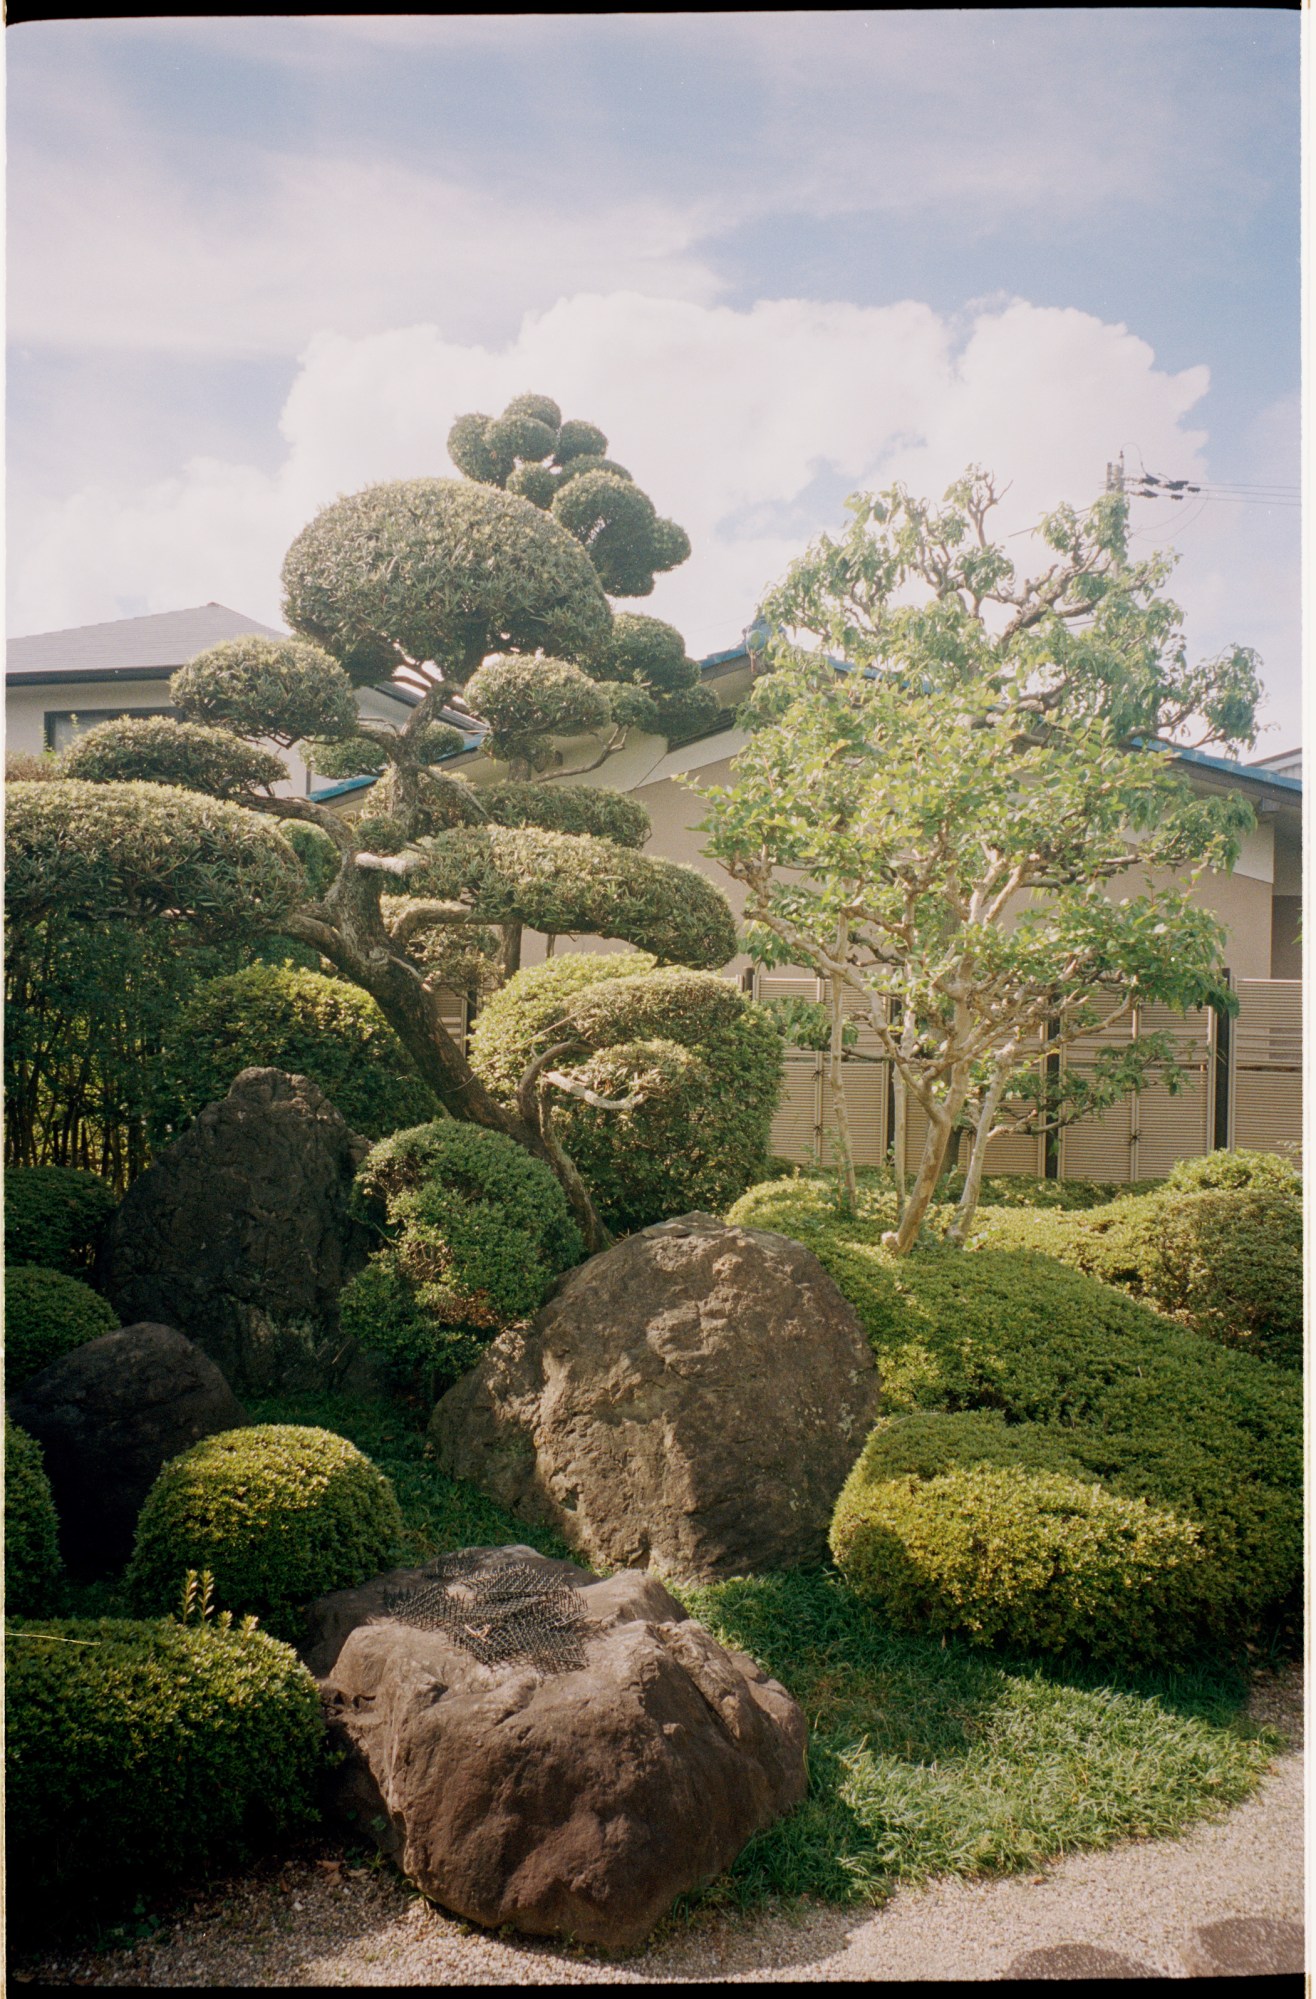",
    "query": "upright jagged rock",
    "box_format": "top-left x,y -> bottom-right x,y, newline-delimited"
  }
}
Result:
102,1068 -> 371,1393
